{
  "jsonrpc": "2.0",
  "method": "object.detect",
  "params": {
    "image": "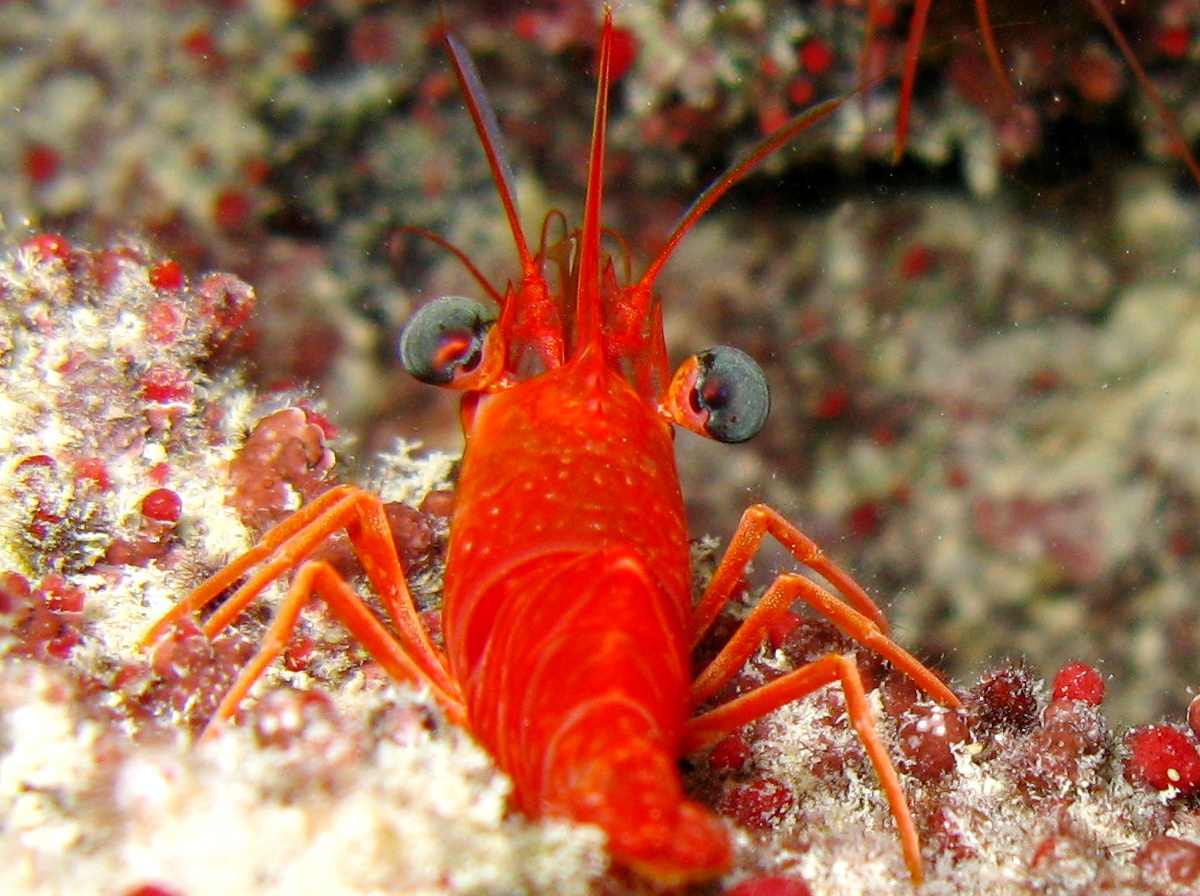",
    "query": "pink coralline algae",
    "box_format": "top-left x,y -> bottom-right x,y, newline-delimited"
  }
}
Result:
0,237 -> 256,575
0,569 -> 85,662
0,236 -> 343,714
0,234 -> 453,731
227,407 -> 337,536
